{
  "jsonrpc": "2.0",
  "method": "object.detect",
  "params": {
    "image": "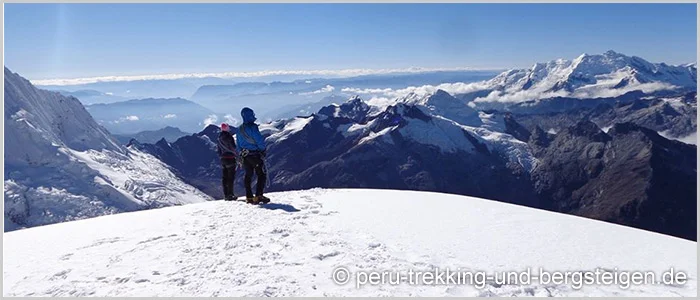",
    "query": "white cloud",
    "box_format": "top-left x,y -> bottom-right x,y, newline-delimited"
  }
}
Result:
30,67 -> 499,86
366,96 -> 393,107
467,80 -> 677,104
163,114 -> 177,119
340,78 -> 681,107
105,92 -> 113,96
202,114 -> 218,126
300,85 -> 335,95
365,97 -> 396,115
342,81 -> 495,100
113,115 -> 139,123
341,87 -> 394,95
223,114 -> 239,126
571,82 -> 677,99
472,89 -> 568,104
